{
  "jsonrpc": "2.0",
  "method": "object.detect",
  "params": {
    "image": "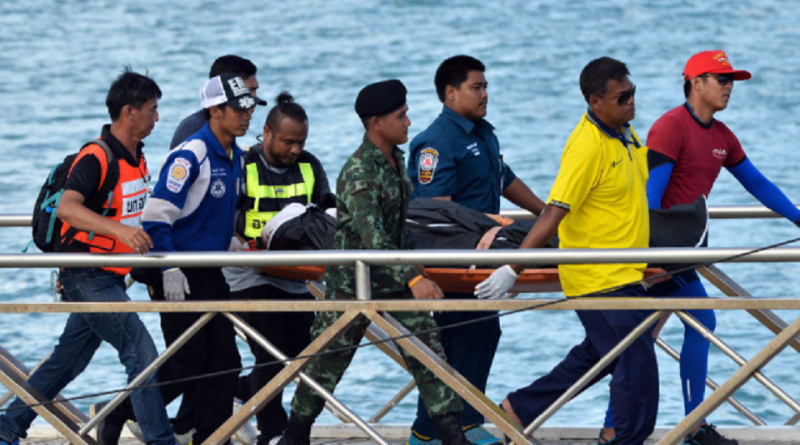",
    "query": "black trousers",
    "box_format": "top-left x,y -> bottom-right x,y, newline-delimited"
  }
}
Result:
113,267 -> 242,445
233,284 -> 315,443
